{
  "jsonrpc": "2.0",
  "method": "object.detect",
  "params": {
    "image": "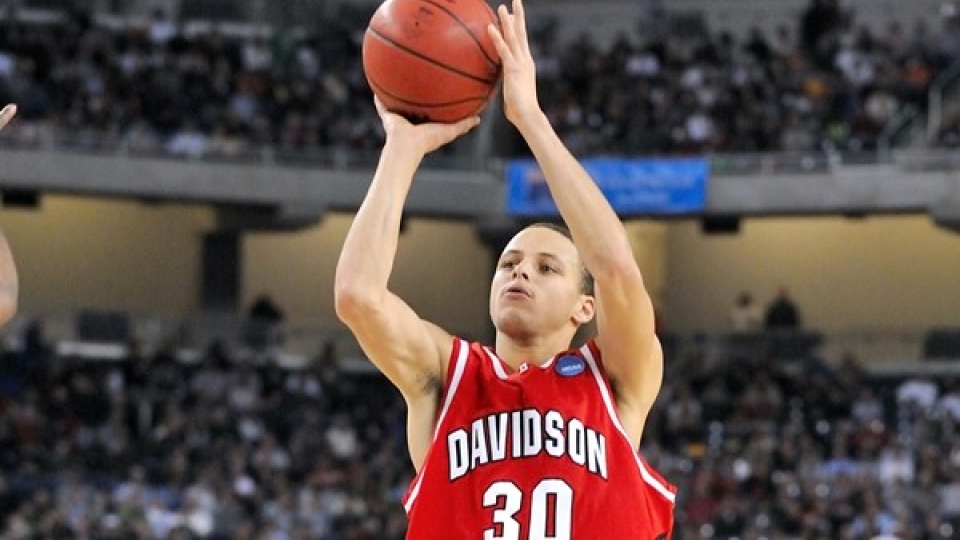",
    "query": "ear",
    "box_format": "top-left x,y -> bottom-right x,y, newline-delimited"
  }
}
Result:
572,294 -> 595,326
